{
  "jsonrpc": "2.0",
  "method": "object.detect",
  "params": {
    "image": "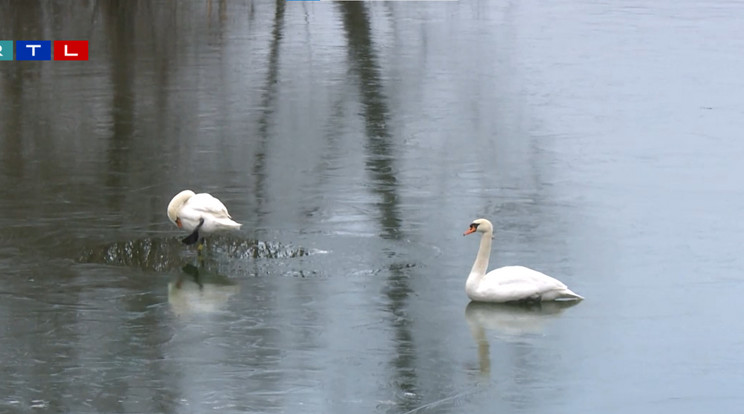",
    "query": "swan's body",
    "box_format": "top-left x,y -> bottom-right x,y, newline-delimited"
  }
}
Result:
167,190 -> 241,245
463,218 -> 583,303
